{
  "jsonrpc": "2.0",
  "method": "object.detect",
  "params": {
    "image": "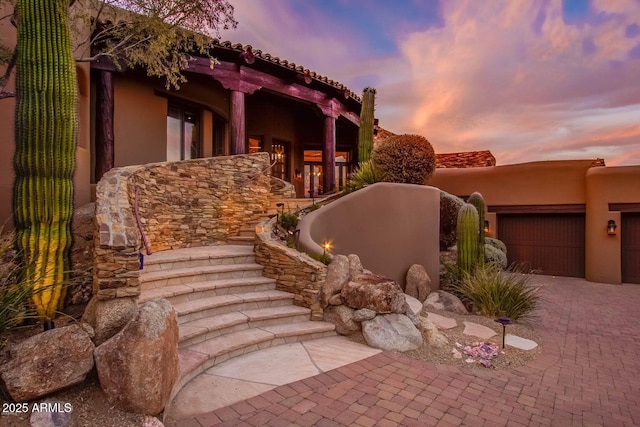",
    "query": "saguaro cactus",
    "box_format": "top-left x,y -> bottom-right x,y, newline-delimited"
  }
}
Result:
14,0 -> 77,323
358,87 -> 376,163
457,203 -> 480,273
467,192 -> 486,265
